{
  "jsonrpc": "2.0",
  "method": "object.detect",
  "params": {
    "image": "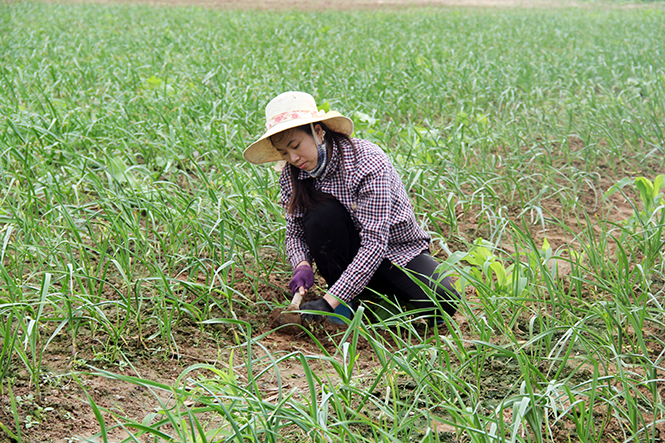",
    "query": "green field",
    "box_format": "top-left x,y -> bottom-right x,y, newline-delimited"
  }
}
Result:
1,1 -> 665,442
